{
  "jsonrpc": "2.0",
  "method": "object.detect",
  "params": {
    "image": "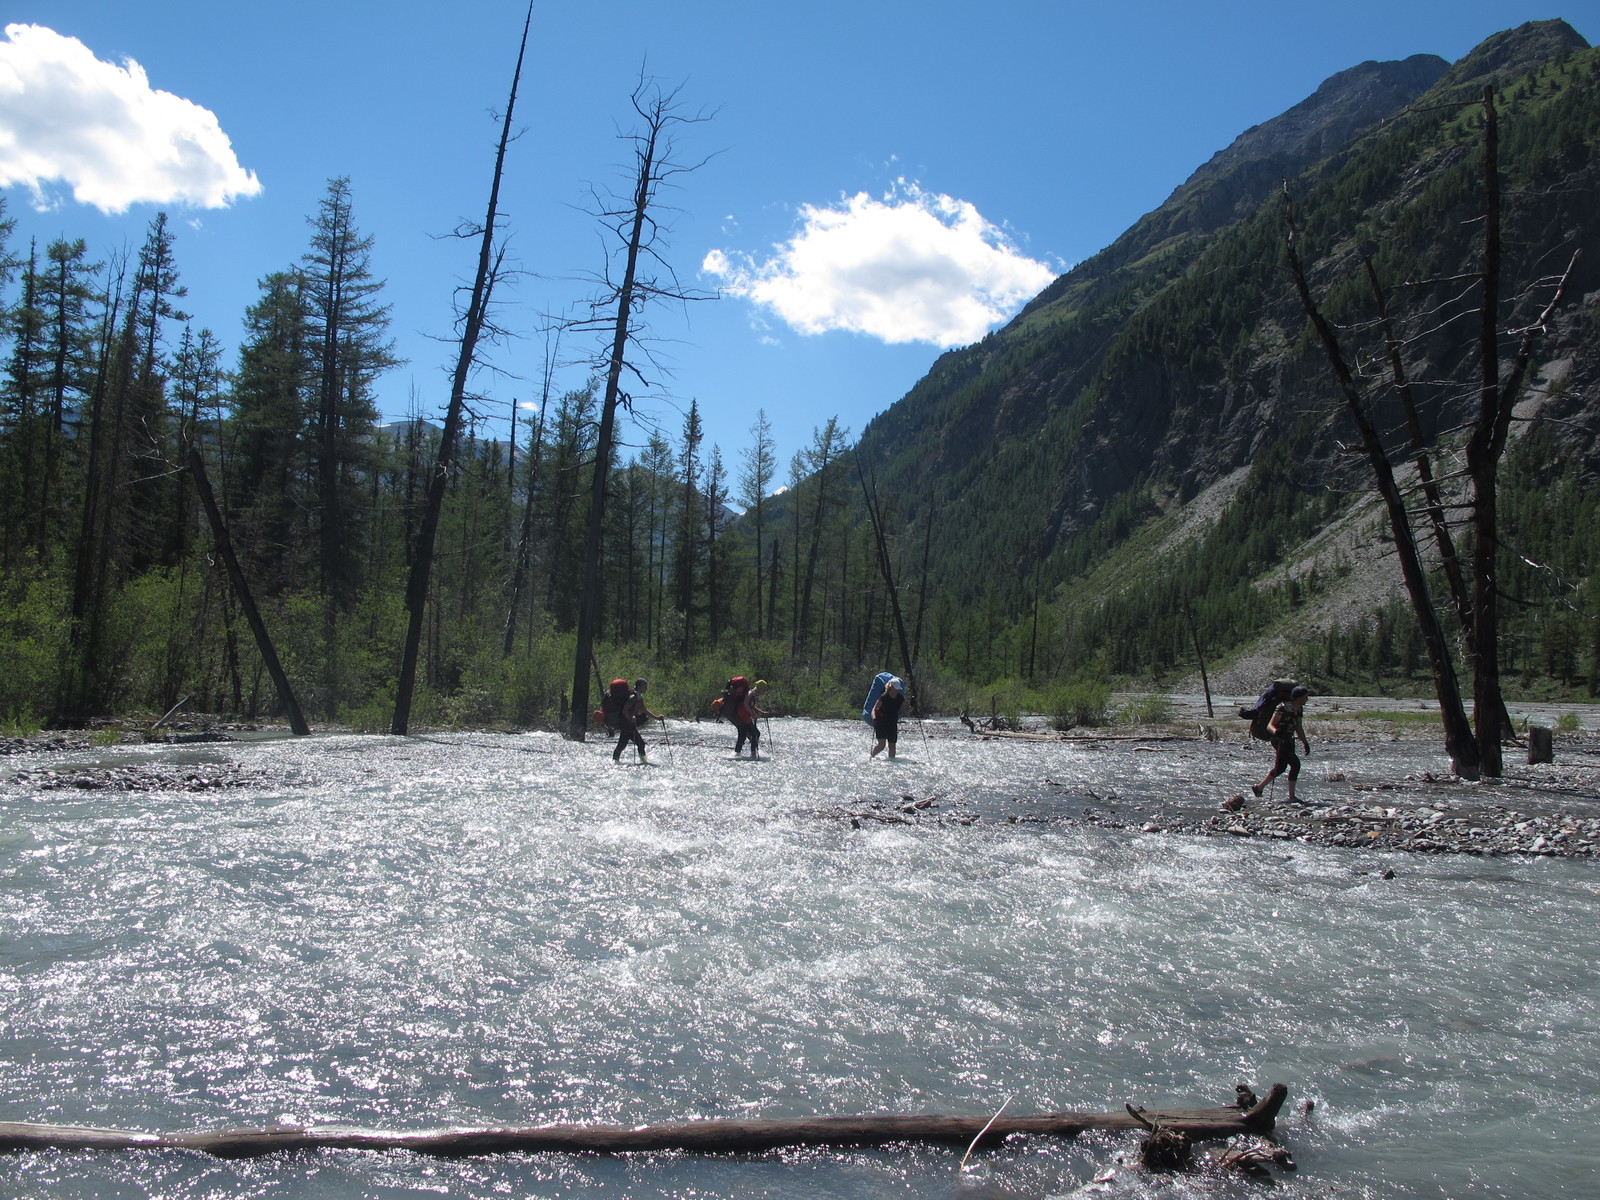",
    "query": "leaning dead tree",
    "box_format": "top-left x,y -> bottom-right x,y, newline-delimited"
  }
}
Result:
391,1 -> 531,735
187,446 -> 309,735
857,453 -> 917,701
1284,188 -> 1481,780
0,1083 -> 1287,1160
